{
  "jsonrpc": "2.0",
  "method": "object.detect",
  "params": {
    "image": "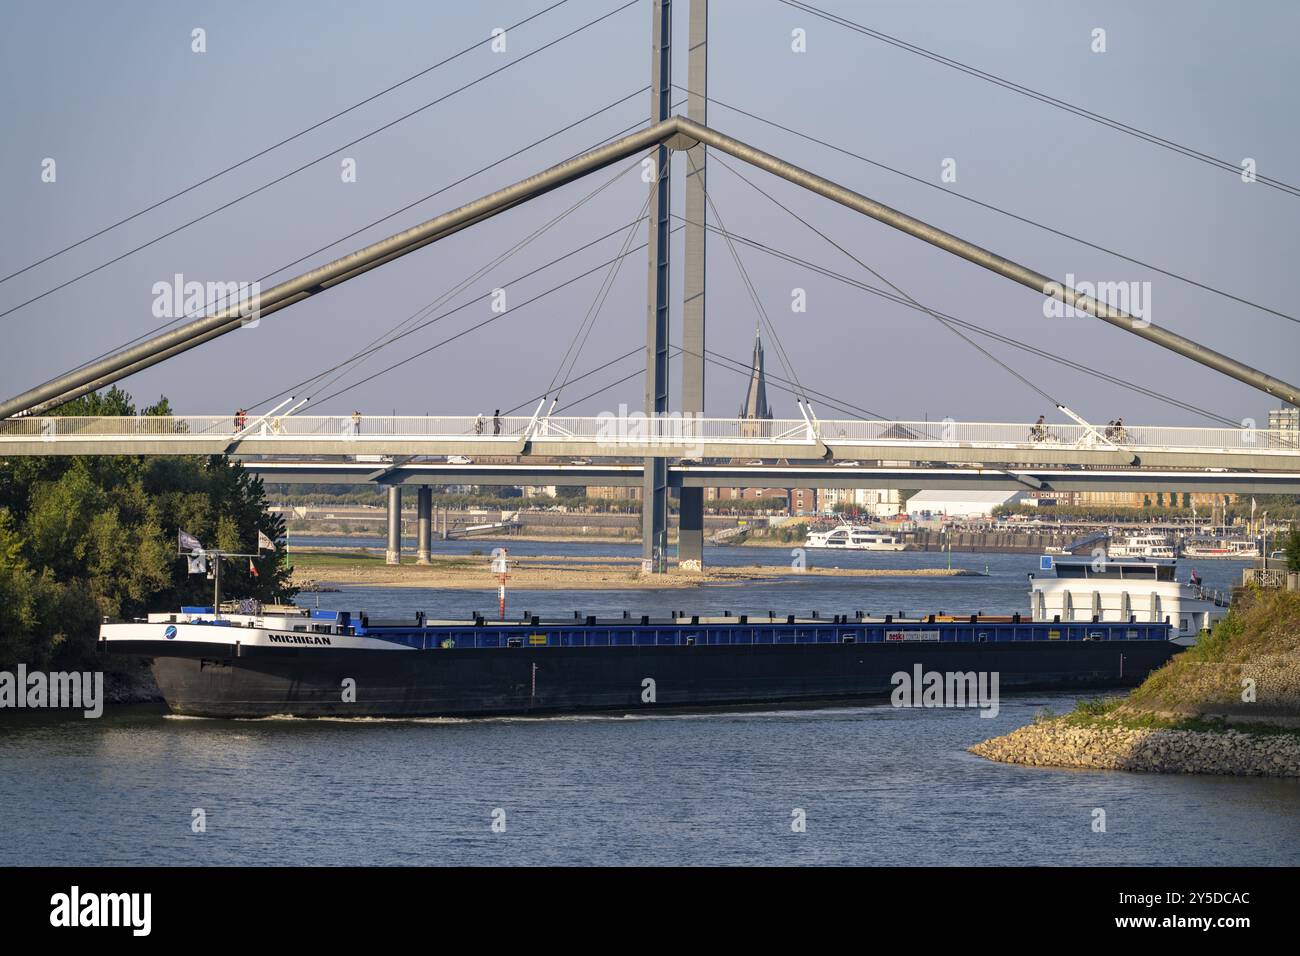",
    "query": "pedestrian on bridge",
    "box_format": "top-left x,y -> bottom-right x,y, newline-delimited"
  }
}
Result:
234,408 -> 247,430
493,410 -> 501,436
1030,415 -> 1048,442
474,414 -> 484,435
351,410 -> 362,436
